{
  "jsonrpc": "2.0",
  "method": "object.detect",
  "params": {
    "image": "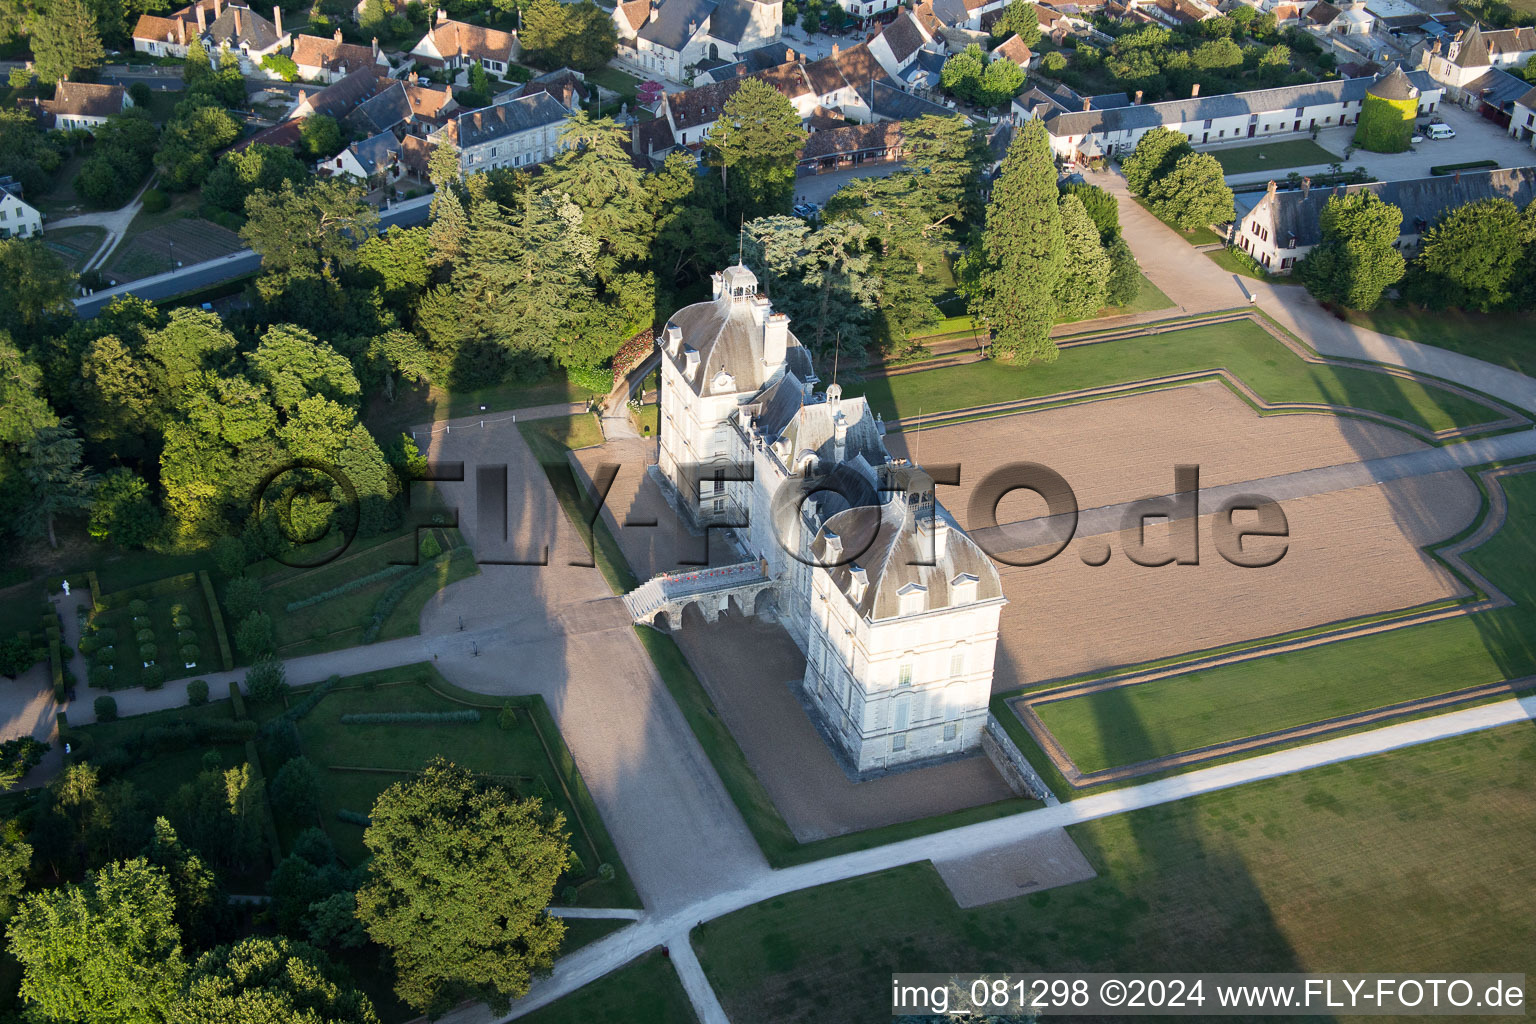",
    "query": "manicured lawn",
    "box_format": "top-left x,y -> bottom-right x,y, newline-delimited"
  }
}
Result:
1130,194 -> 1224,245
1205,244 -> 1283,282
1034,466 -> 1536,773
365,374 -> 598,436
518,950 -> 697,1024
287,665 -> 641,908
630,402 -> 659,437
696,723 -> 1536,1024
84,572 -> 225,690
1108,272 -> 1175,315
1344,303 -> 1536,379
1210,138 -> 1338,175
584,66 -> 643,109
247,523 -> 476,661
847,317 -> 1501,435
